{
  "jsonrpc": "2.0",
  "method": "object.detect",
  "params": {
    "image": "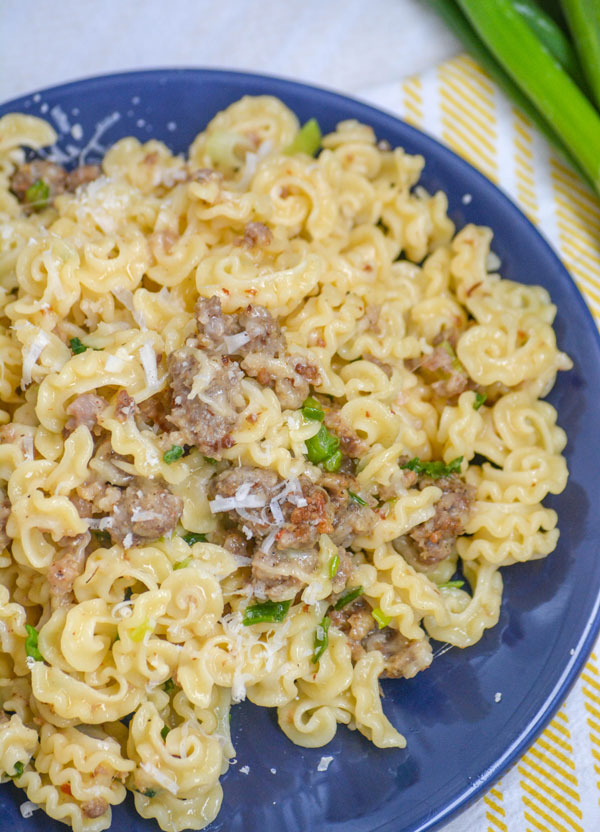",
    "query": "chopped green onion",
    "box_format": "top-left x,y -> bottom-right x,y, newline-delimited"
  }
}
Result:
312,615 -> 330,663
243,599 -> 291,625
163,678 -> 176,694
24,179 -> 50,210
284,118 -> 322,156
92,529 -> 112,547
163,445 -> 184,464
333,586 -> 363,610
69,337 -> 90,355
473,392 -> 487,410
561,0 -> 600,109
455,0 -> 600,194
130,620 -> 152,642
514,0 -> 588,87
305,424 -> 340,465
204,457 -> 218,465
328,554 -> 340,579
401,456 -> 464,479
182,532 -> 207,546
143,788 -> 157,798
371,608 -> 392,629
424,0 -> 595,189
440,340 -> 466,374
323,449 -> 342,472
173,556 -> 192,571
348,490 -> 367,506
301,396 -> 325,421
24,624 -> 43,662
161,725 -> 170,740
12,762 -> 24,778
438,580 -> 466,589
